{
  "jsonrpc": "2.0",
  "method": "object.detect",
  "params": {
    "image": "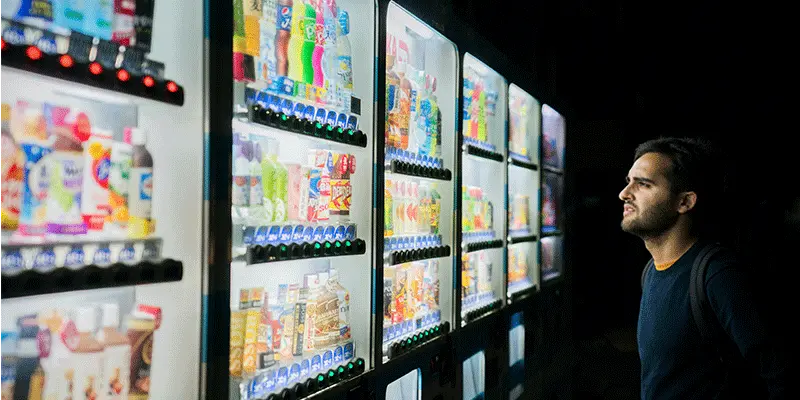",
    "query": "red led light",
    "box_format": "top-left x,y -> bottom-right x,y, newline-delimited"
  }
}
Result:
26,46 -> 42,60
58,55 -> 74,68
89,62 -> 103,75
166,81 -> 178,93
142,76 -> 155,88
1,39 -> 7,51
116,69 -> 130,82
